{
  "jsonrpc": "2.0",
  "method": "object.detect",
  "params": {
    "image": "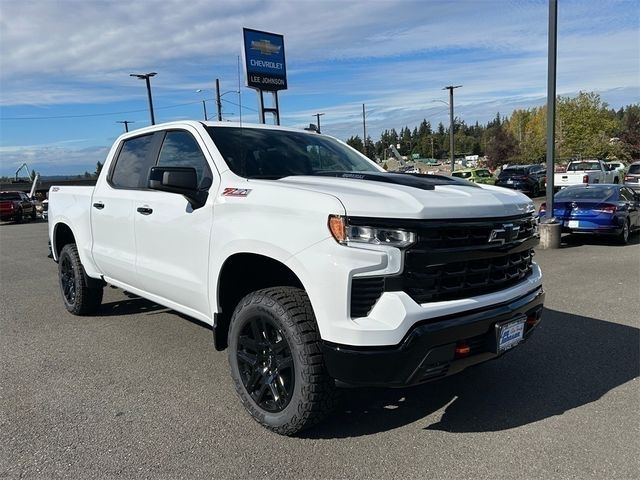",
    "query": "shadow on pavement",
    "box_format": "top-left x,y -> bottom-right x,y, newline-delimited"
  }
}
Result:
561,231 -> 640,248
302,308 -> 639,439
